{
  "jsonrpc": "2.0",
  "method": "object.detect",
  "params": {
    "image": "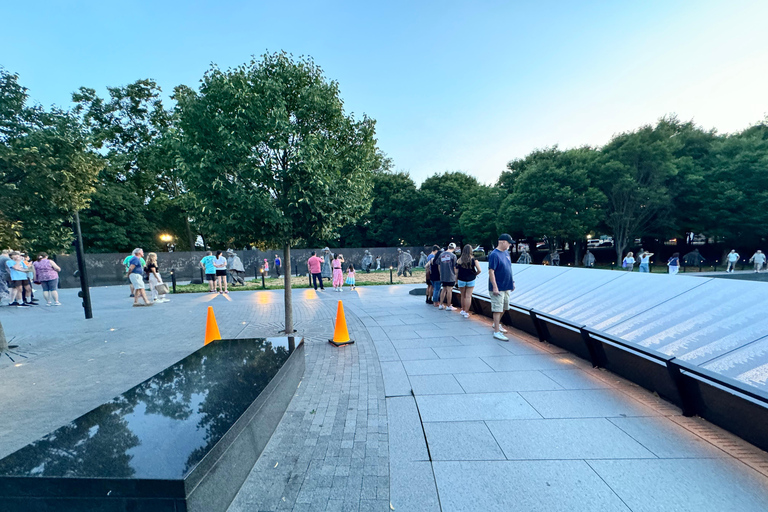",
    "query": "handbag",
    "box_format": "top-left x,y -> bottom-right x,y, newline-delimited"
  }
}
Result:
155,283 -> 170,295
